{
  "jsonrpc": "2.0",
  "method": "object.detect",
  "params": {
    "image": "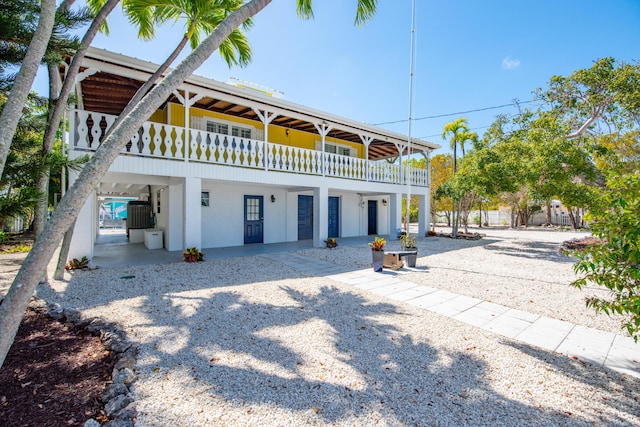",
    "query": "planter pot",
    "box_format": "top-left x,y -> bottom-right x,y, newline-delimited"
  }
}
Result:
405,252 -> 417,268
372,250 -> 384,272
